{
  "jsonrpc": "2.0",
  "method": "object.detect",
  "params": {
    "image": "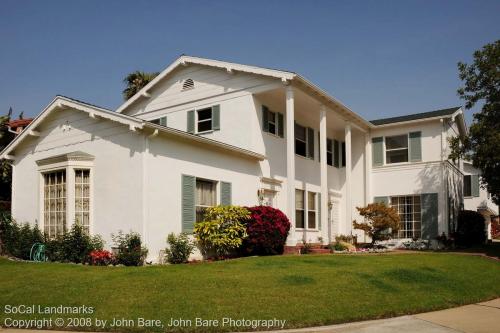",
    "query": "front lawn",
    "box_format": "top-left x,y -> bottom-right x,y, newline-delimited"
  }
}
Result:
0,253 -> 499,332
